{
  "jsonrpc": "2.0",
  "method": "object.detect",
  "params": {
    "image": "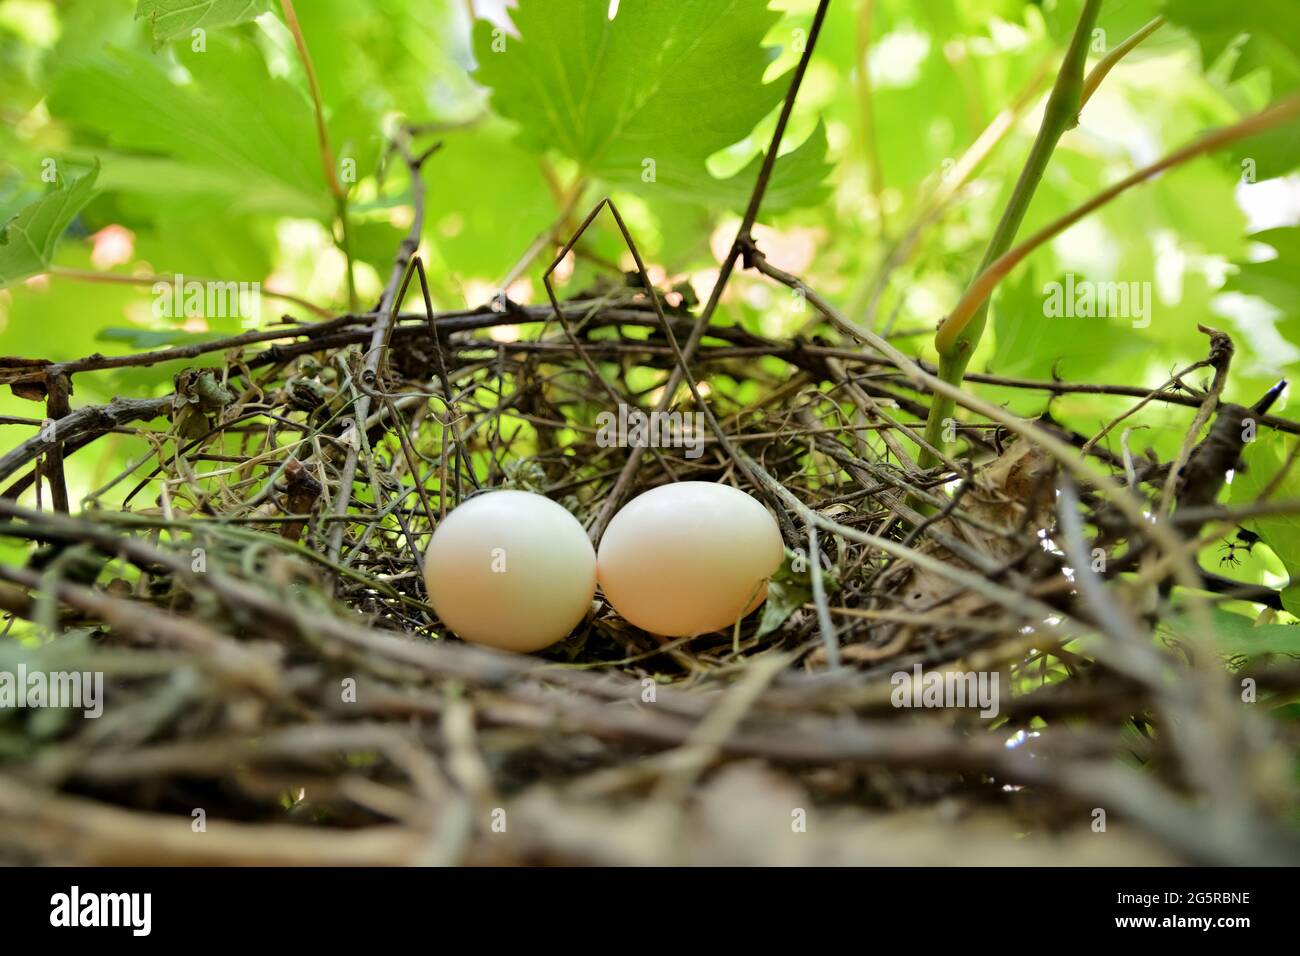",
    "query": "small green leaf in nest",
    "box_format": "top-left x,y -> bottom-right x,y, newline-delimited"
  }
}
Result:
756,548 -> 839,640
